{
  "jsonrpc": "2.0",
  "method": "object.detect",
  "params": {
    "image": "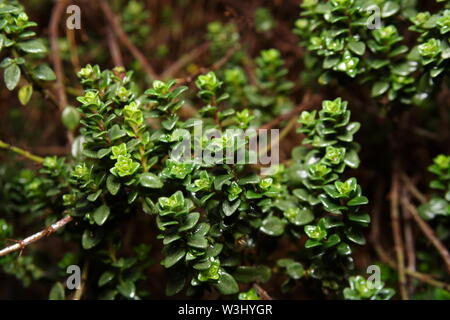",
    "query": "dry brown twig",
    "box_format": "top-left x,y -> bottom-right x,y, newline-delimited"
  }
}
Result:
99,0 -> 159,80
389,169 -> 409,299
370,180 -> 450,291
161,41 -> 210,79
0,216 -> 73,257
402,197 -> 450,274
106,28 -> 124,67
49,0 -> 69,110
